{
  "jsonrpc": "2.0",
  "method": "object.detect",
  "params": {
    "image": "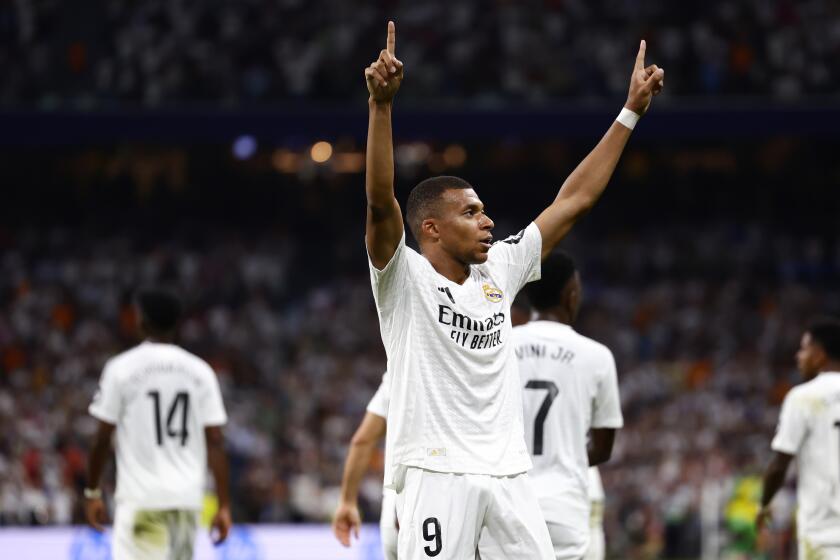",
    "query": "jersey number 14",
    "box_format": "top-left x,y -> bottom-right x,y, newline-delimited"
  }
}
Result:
147,391 -> 190,446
